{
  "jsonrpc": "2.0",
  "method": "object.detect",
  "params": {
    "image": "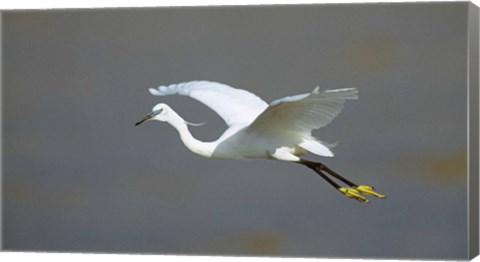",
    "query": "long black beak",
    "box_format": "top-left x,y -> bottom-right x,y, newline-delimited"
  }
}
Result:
135,111 -> 158,126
